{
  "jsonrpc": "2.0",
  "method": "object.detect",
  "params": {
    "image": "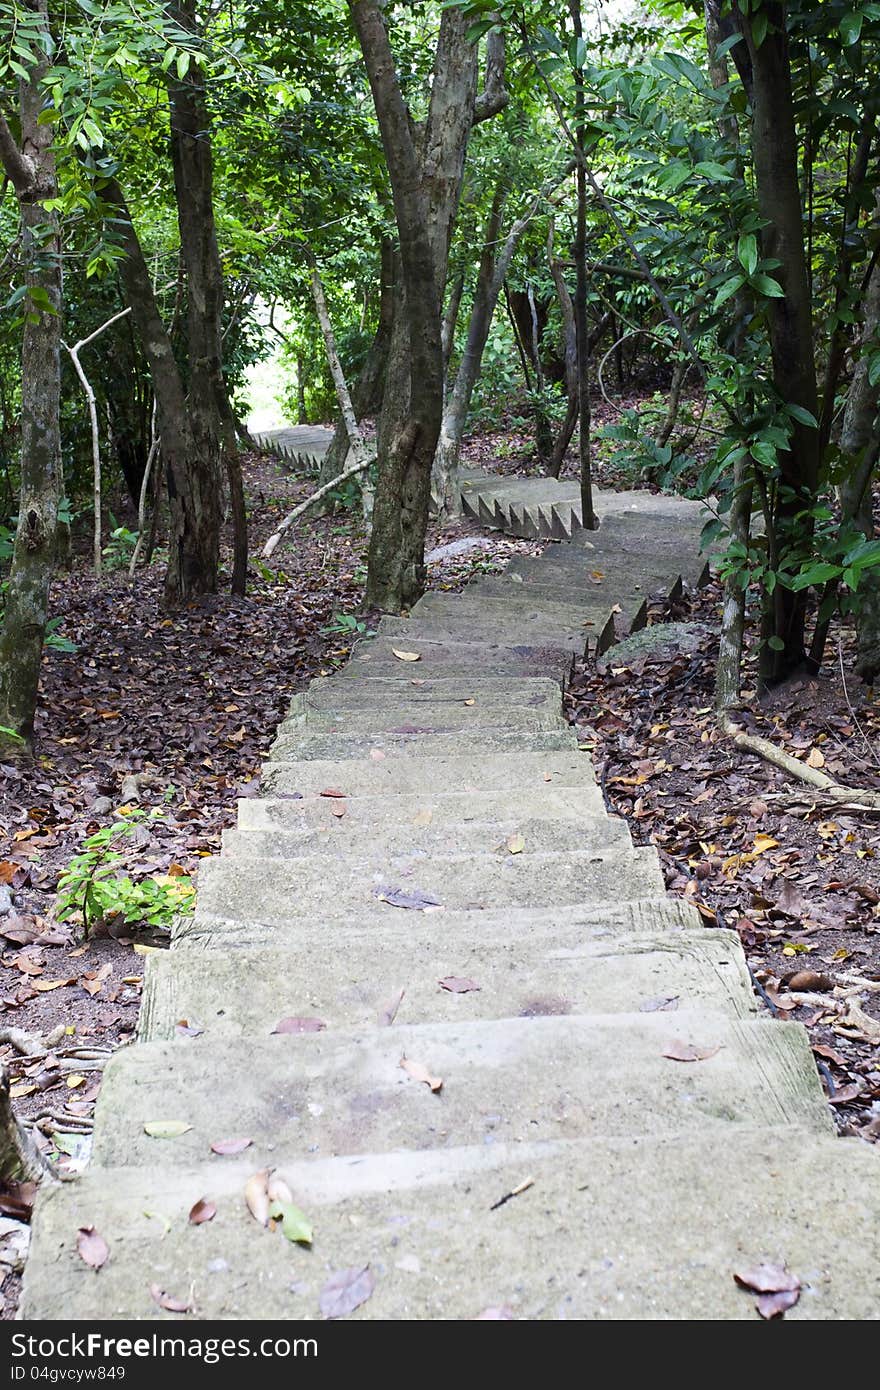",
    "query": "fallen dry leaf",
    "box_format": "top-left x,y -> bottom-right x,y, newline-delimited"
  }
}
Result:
377,886 -> 442,911
378,988 -> 405,1027
734,1262 -> 801,1318
391,649 -> 421,662
438,976 -> 480,993
319,788 -> 346,799
188,1199 -> 216,1225
506,832 -> 525,854
400,1055 -> 443,1092
639,995 -> 680,1013
319,1265 -> 376,1319
412,808 -> 433,827
273,1016 -> 327,1034
149,1284 -> 190,1314
210,1137 -> 253,1156
661,1040 -> 722,1063
143,1120 -> 193,1140
781,970 -> 832,993
76,1226 -> 109,1271
244,1170 -> 271,1226
805,747 -> 825,769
